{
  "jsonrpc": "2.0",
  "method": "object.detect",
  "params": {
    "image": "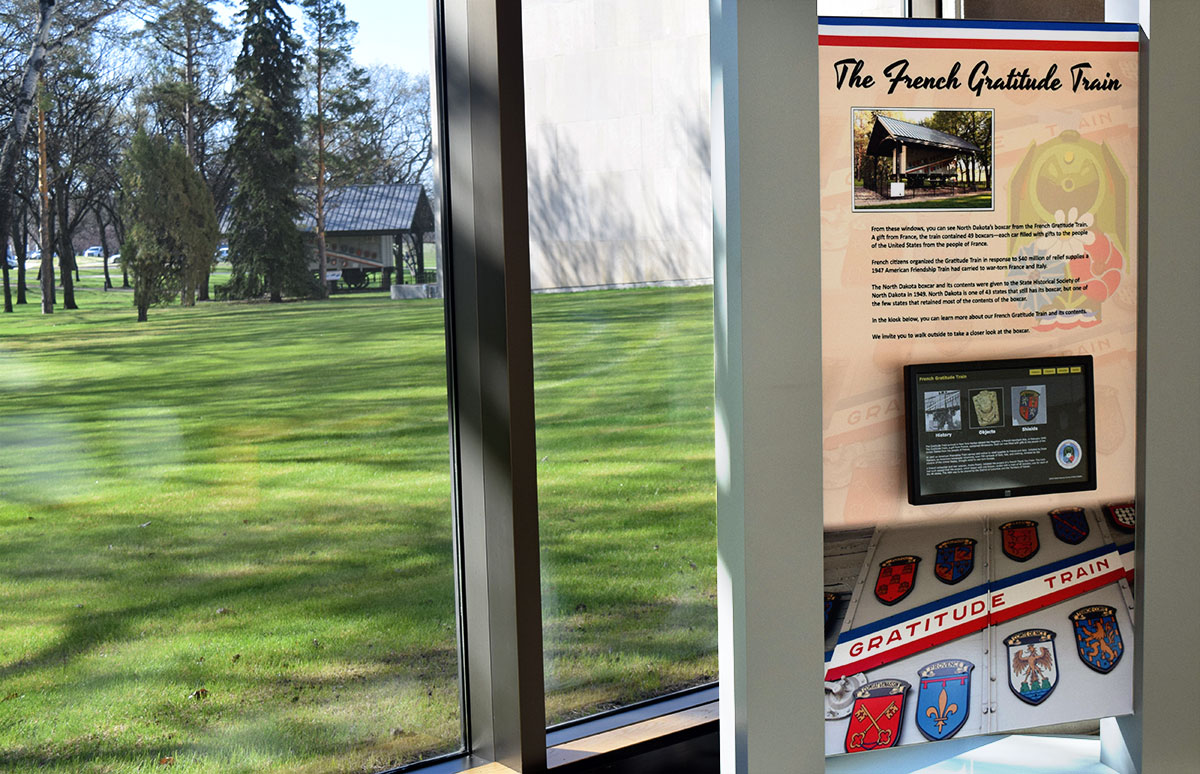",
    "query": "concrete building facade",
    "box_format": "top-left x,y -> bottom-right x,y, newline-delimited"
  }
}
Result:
522,0 -> 713,291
